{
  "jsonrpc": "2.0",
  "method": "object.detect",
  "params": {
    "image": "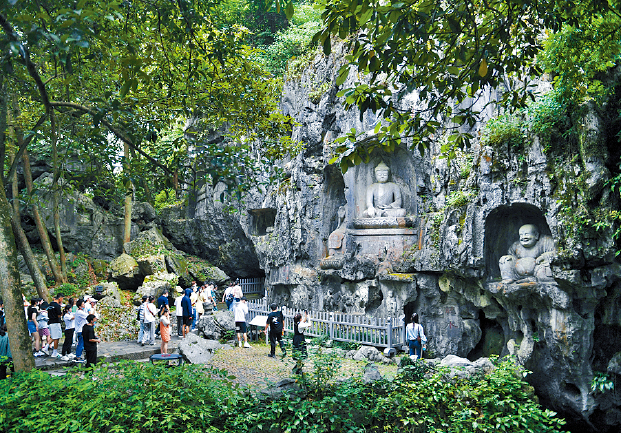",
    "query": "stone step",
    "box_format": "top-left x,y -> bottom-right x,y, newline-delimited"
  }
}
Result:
34,336 -> 182,371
